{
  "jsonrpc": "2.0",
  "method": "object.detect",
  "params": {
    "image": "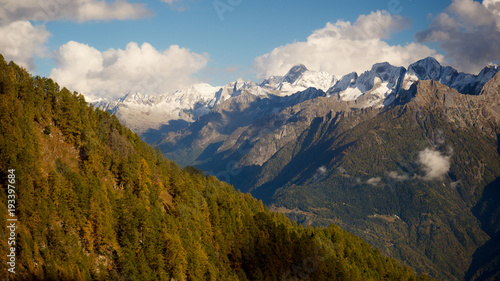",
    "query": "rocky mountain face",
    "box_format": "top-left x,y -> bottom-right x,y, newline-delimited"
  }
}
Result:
97,57 -> 498,141
403,57 -> 500,95
95,66 -> 337,139
155,58 -> 499,167
148,60 -> 500,280
95,83 -> 229,135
